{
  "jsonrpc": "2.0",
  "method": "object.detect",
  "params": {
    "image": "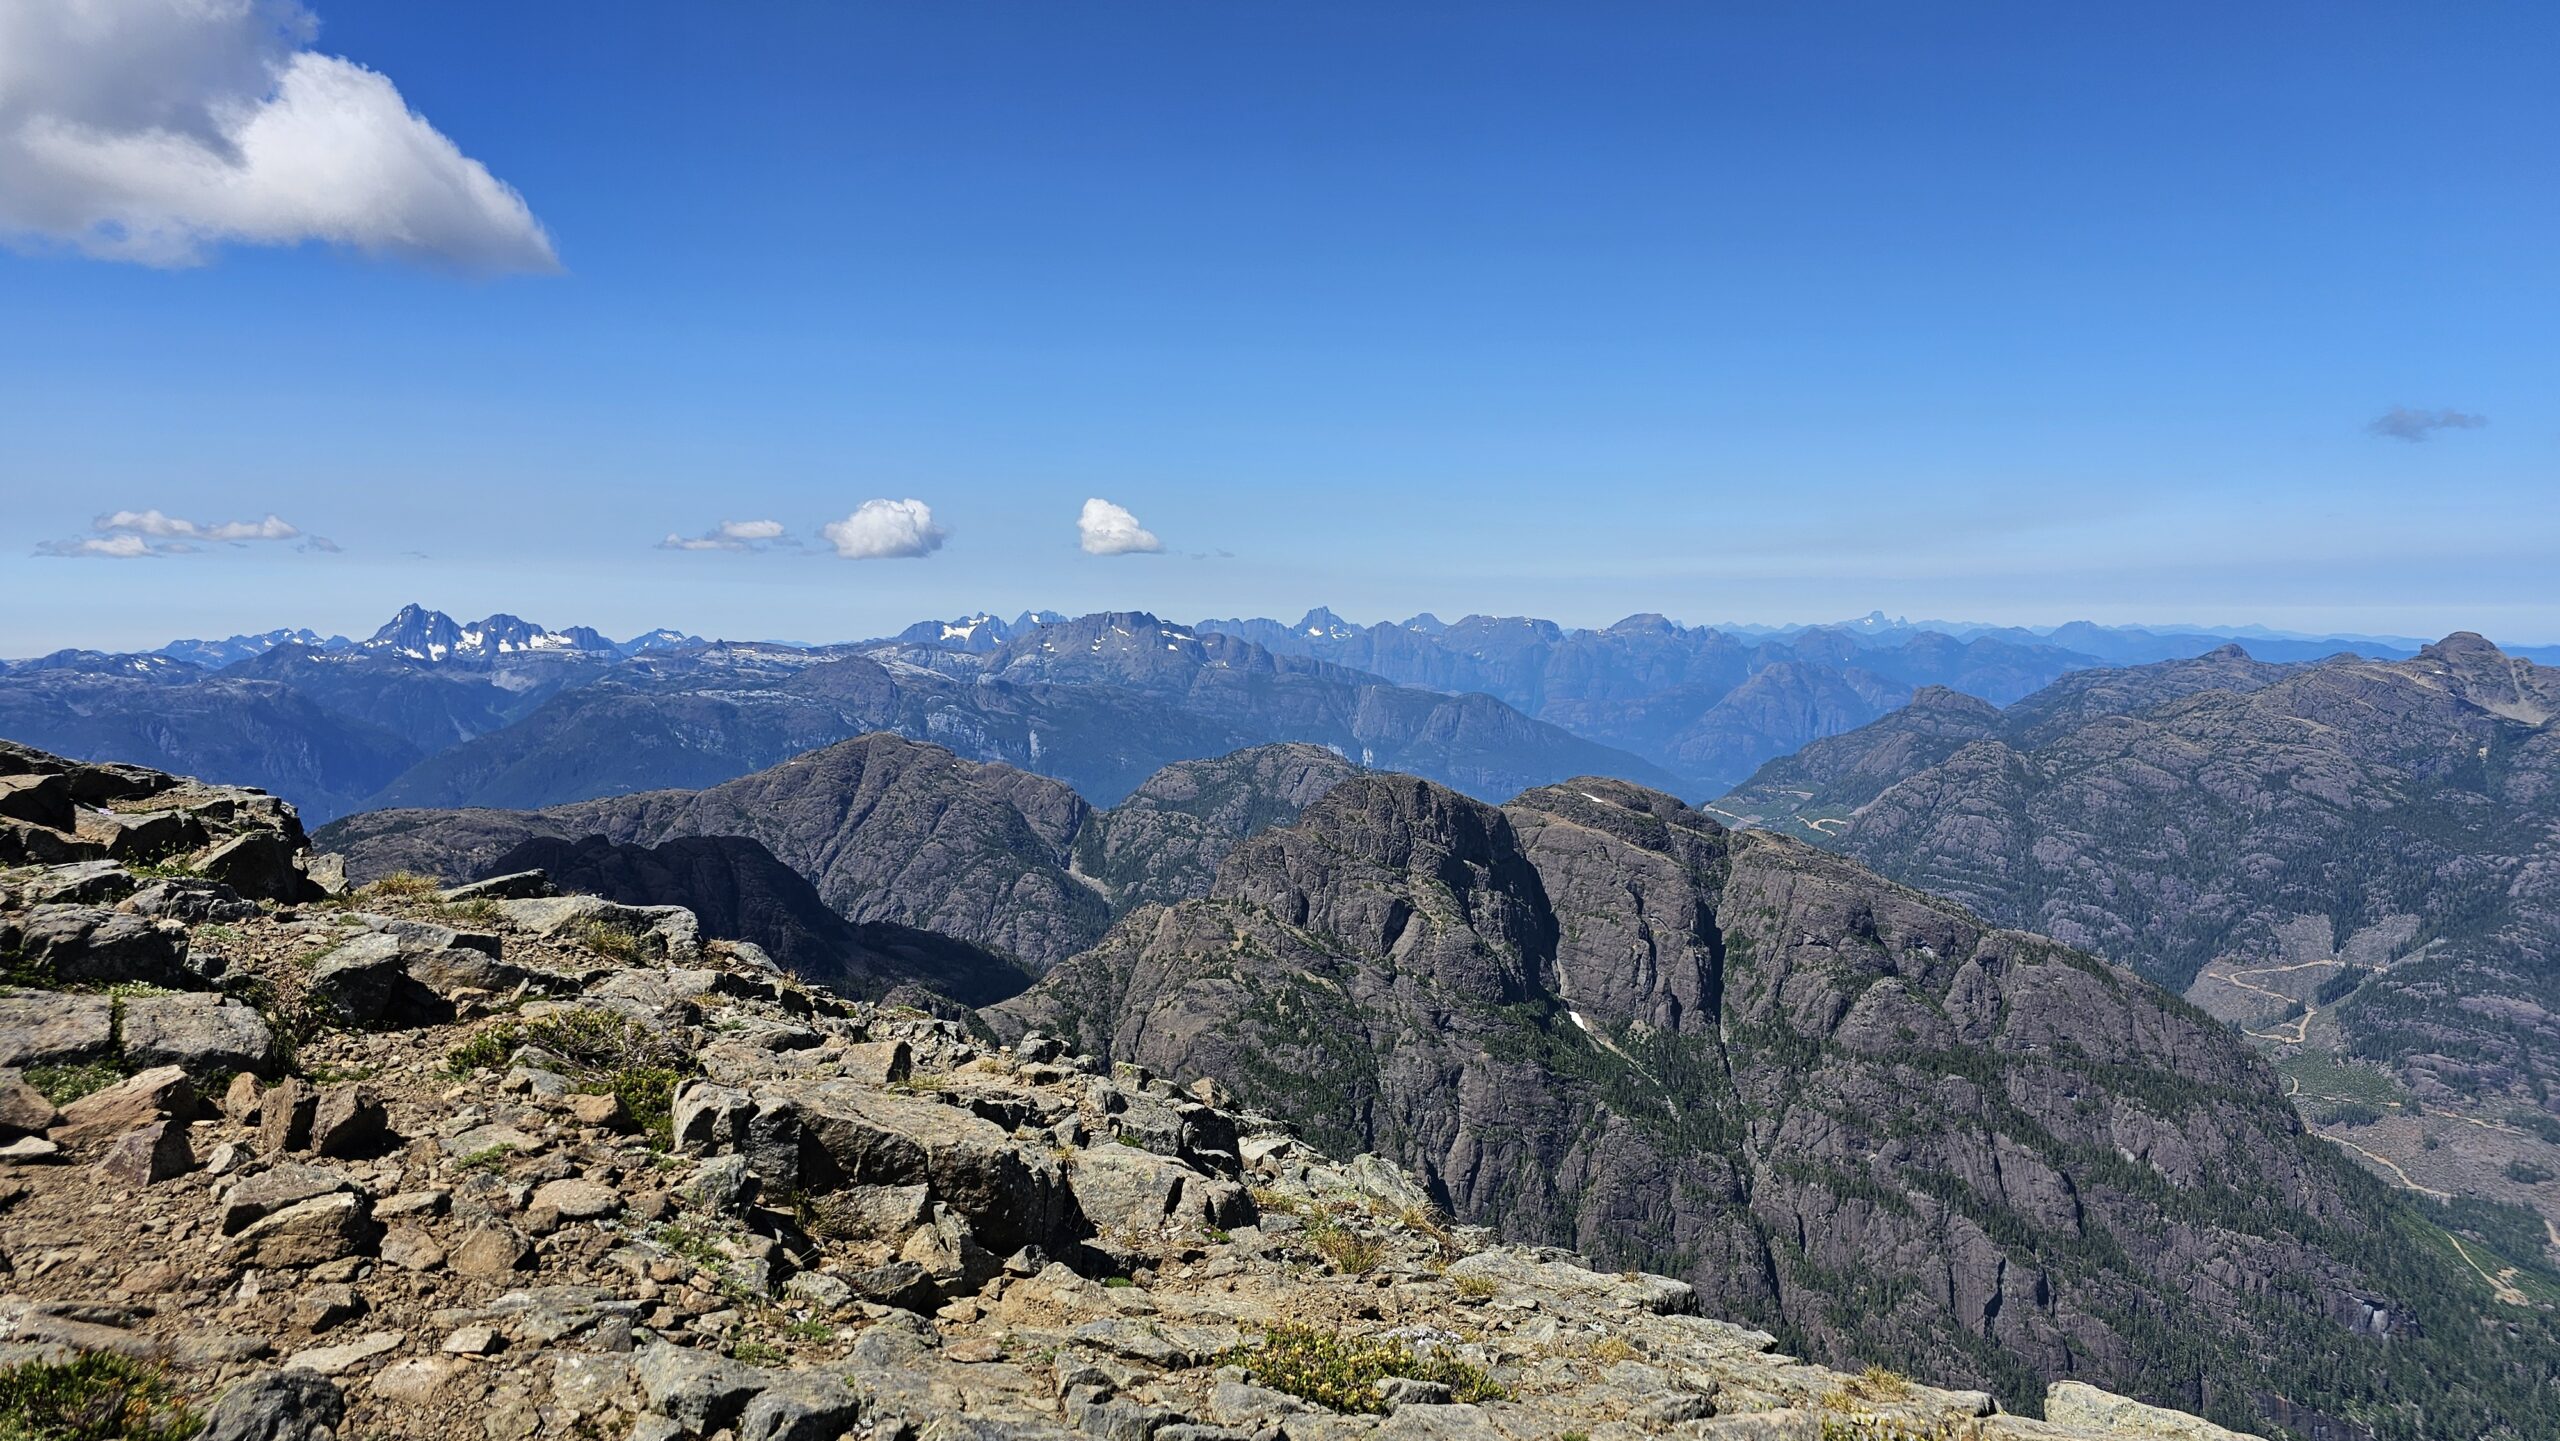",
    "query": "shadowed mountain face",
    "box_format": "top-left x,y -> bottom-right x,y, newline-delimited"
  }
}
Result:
0,666 -> 422,823
320,738 -> 1359,976
481,832 -> 1030,1006
991,773 -> 2560,1438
